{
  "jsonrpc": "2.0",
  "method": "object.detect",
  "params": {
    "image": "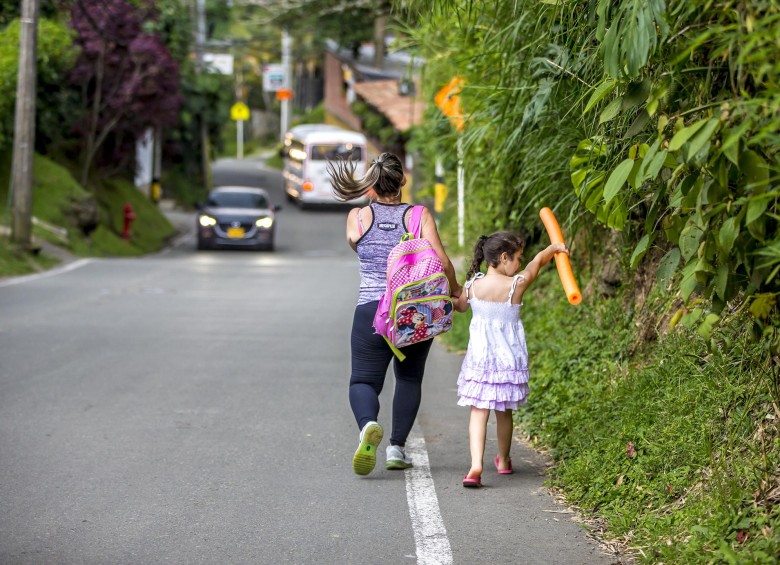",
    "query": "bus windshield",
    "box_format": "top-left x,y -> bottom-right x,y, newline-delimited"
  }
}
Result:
310,144 -> 363,161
